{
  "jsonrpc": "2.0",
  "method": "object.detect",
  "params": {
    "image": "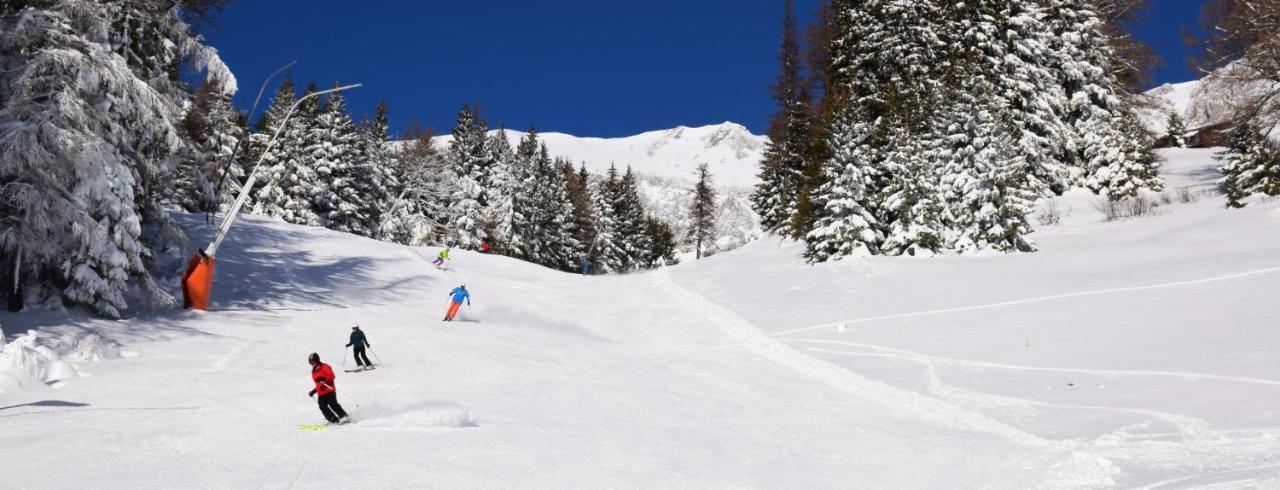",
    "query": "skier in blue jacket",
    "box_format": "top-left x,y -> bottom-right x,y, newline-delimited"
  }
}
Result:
444,285 -> 470,321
